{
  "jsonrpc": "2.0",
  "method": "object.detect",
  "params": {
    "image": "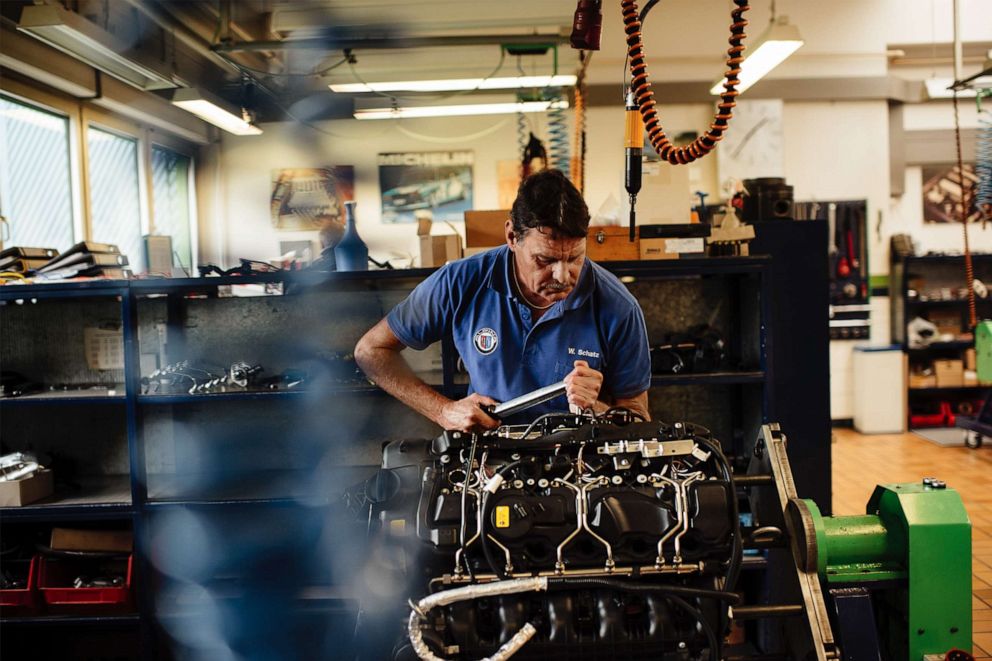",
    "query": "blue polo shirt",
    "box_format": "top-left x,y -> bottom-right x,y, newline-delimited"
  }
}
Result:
387,245 -> 651,421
